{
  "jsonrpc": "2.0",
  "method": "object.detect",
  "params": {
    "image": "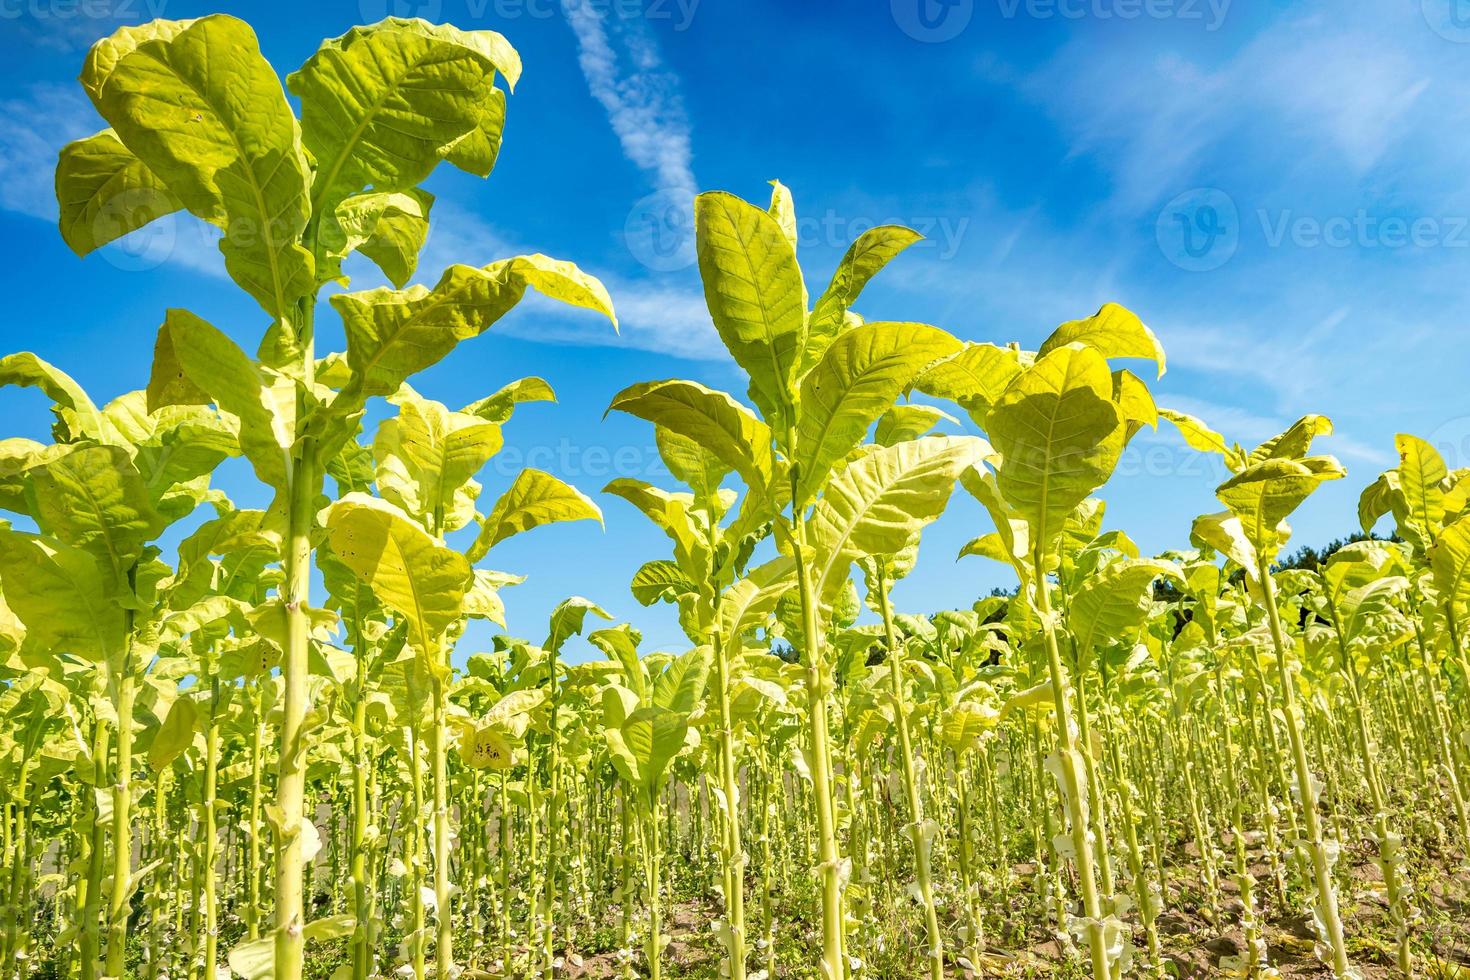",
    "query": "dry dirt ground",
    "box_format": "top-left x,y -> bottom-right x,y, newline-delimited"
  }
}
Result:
542,836 -> 1470,978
